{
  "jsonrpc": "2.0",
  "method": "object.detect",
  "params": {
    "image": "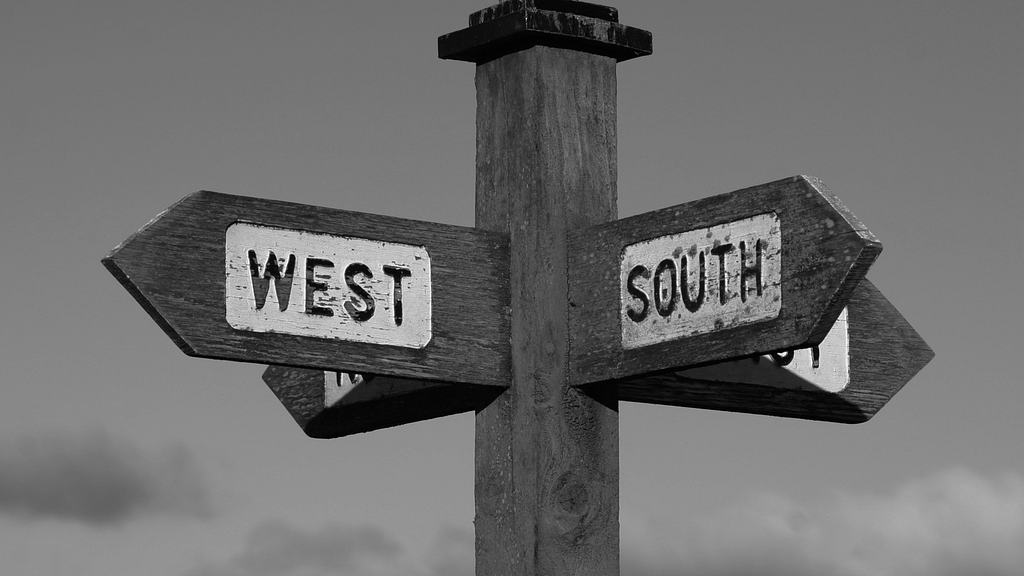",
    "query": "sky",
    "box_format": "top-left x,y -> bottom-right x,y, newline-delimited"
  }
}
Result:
1,1 -> 1021,575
